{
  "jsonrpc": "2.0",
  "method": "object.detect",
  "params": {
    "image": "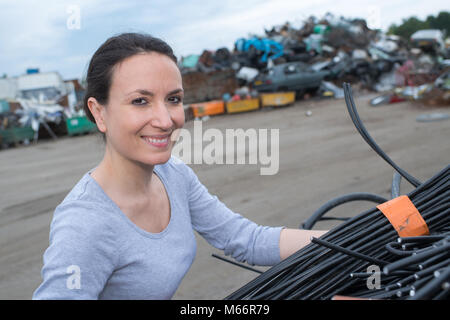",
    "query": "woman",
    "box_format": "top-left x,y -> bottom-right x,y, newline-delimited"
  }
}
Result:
33,33 -> 327,299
